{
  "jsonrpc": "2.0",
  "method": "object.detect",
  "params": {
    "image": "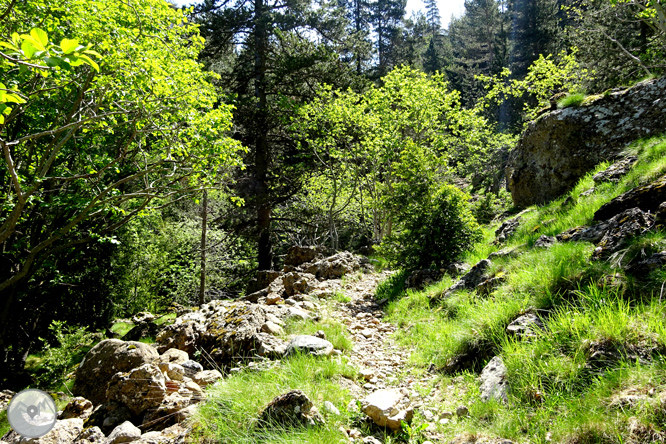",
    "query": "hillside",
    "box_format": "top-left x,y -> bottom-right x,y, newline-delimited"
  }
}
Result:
3,133 -> 666,444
